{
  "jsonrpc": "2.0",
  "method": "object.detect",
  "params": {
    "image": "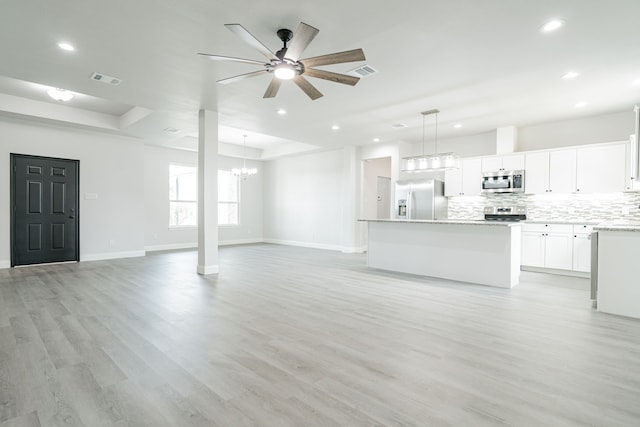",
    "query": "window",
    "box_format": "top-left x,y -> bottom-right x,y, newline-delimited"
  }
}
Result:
169,164 -> 197,227
218,170 -> 239,225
